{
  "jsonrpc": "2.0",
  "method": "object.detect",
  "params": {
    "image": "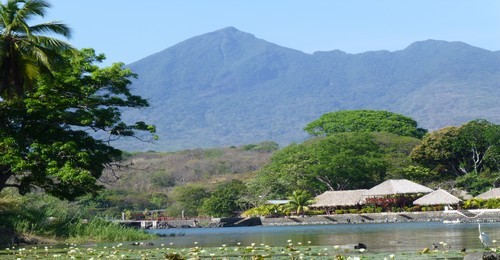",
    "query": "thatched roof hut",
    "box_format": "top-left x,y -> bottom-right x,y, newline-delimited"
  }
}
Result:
475,188 -> 500,200
363,179 -> 433,197
413,189 -> 461,206
311,190 -> 367,208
